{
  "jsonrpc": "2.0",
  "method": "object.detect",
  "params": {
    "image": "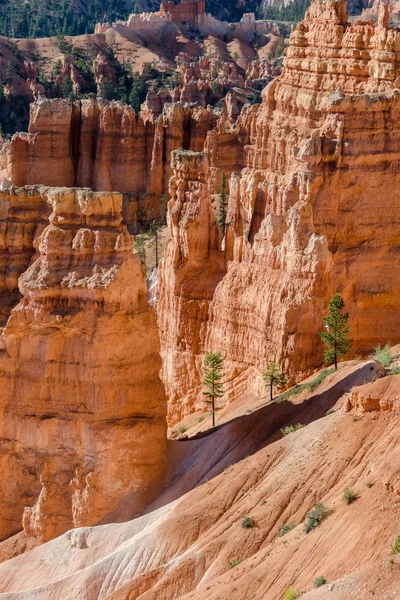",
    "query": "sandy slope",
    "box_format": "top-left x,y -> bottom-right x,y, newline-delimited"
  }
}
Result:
0,361 -> 399,600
